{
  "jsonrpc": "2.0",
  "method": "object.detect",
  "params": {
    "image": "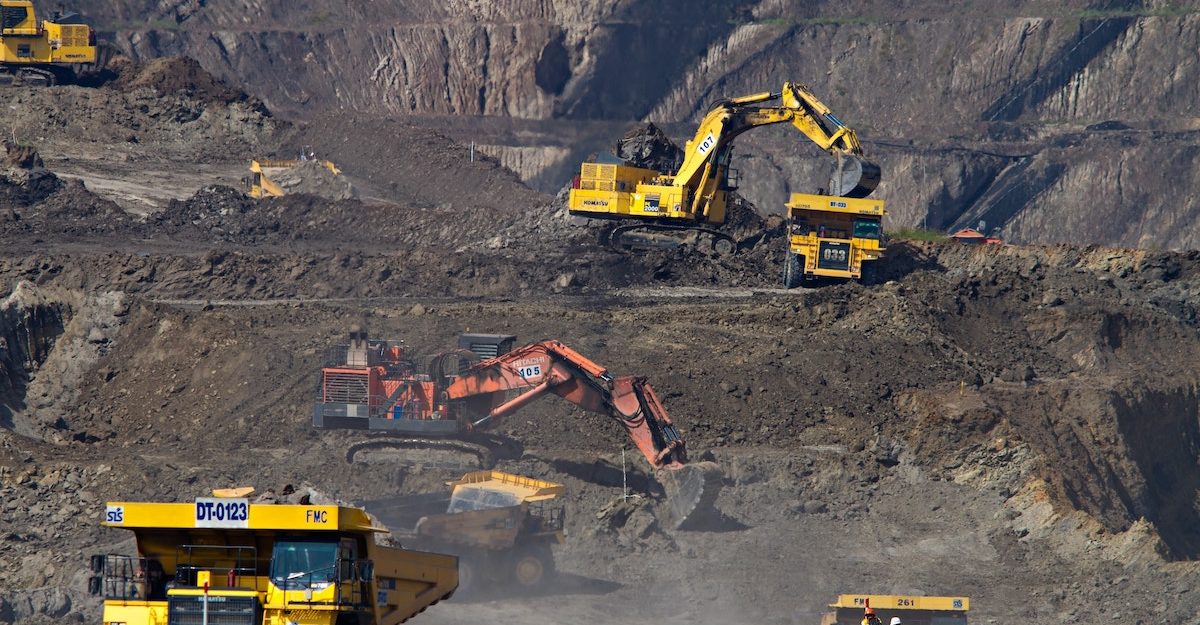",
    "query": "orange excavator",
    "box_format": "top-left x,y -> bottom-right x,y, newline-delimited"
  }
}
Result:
314,330 -> 716,526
